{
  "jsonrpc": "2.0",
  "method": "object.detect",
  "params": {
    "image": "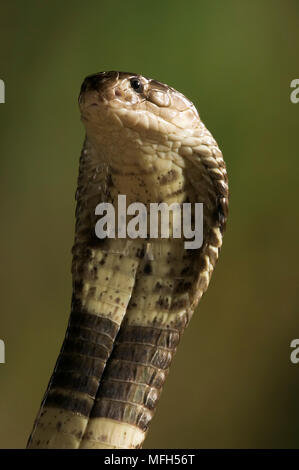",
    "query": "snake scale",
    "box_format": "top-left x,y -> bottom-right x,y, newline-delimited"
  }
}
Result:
27,71 -> 229,449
